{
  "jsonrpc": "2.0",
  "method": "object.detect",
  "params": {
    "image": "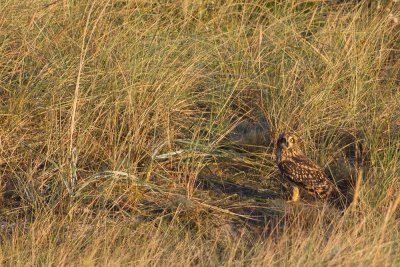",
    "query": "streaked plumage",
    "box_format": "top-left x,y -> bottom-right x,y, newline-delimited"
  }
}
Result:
276,132 -> 336,201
